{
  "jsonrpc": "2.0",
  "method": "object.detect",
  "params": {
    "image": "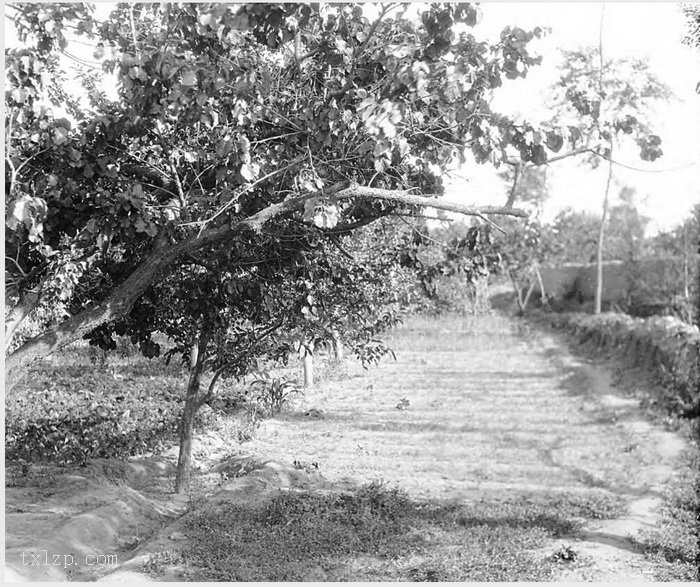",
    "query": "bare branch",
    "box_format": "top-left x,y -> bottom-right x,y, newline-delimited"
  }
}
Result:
13,147 -> 53,178
6,181 -> 526,386
167,155 -> 187,209
505,146 -> 592,169
336,183 -> 528,218
188,155 -> 306,230
129,4 -> 140,55
5,256 -> 28,277
545,146 -> 593,165
355,3 -> 399,58
477,214 -> 506,235
590,150 -> 697,173
598,4 -> 606,98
